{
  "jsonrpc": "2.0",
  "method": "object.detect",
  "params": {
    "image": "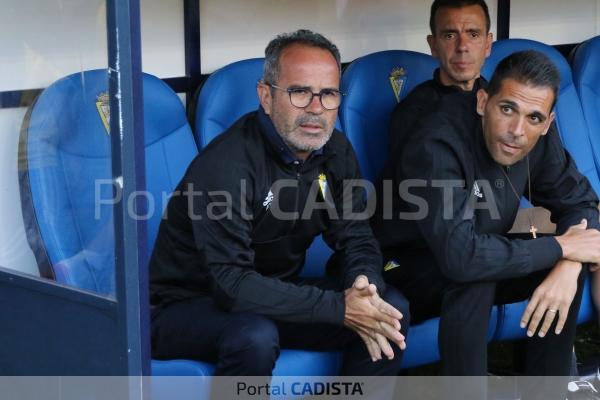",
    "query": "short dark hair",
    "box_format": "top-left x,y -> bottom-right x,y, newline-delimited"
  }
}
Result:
263,29 -> 341,84
486,50 -> 561,110
429,0 -> 491,34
